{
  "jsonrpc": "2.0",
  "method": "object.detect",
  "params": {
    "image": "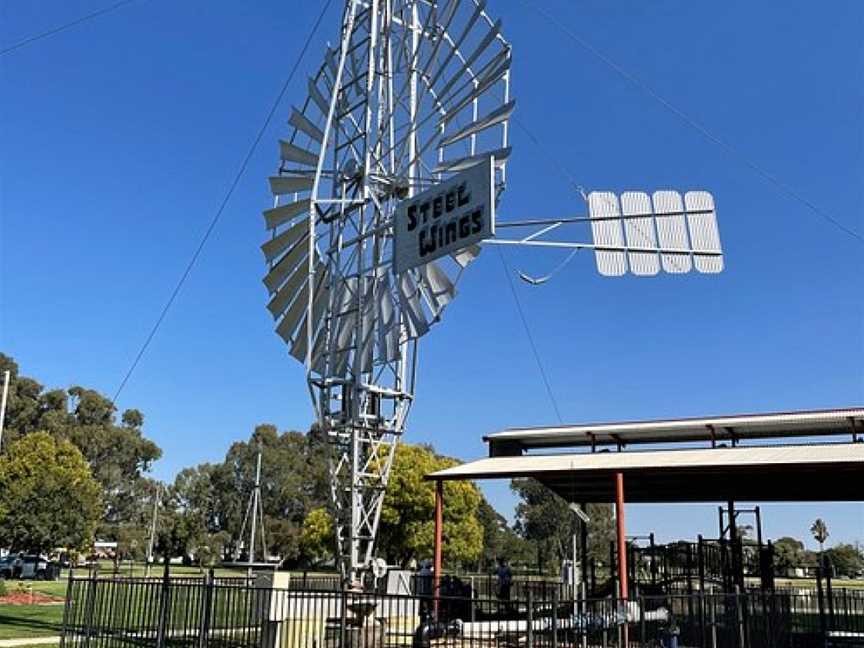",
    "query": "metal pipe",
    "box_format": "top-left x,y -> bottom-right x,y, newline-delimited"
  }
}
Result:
484,238 -> 723,255
495,208 -> 714,228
